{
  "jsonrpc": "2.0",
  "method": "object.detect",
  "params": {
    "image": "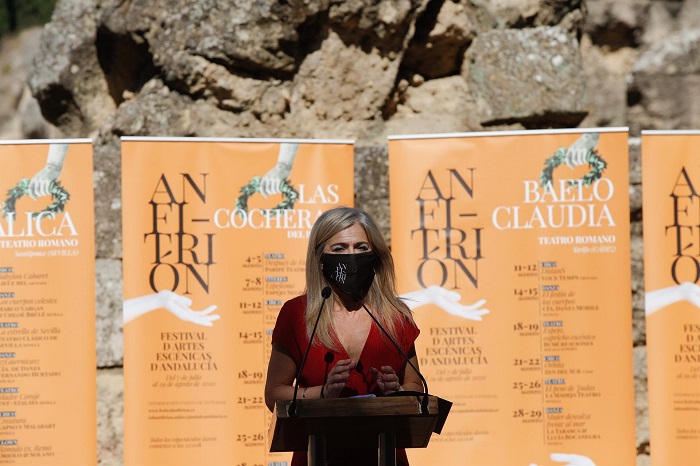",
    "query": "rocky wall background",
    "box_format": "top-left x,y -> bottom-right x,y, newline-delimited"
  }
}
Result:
1,0 -> 698,464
